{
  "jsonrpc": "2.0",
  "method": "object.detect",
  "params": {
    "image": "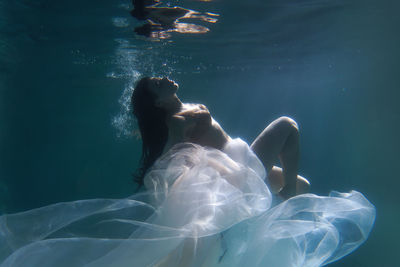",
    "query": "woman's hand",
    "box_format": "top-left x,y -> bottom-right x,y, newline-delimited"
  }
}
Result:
169,104 -> 212,141
175,104 -> 211,124
177,105 -> 212,139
